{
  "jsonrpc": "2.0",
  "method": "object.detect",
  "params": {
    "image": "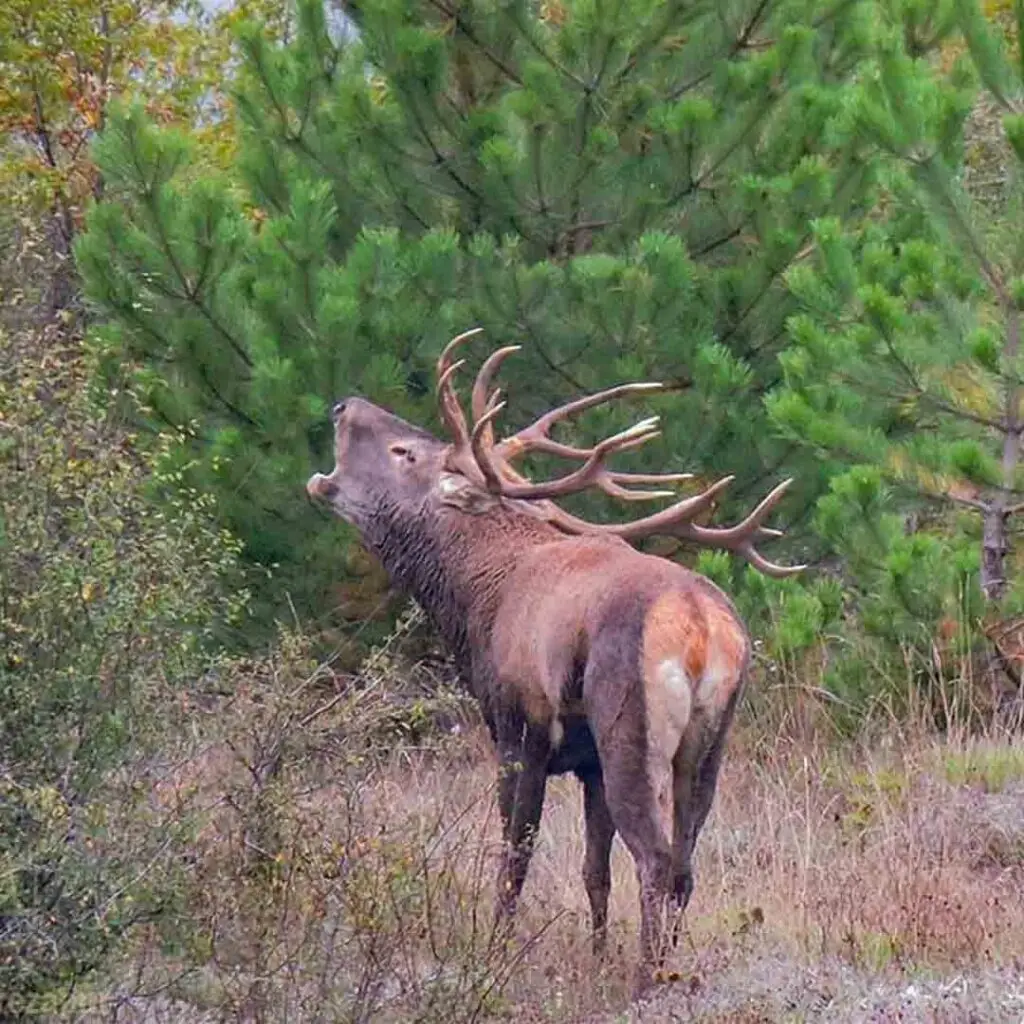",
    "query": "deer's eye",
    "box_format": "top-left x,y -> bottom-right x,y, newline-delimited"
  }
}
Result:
389,443 -> 415,463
